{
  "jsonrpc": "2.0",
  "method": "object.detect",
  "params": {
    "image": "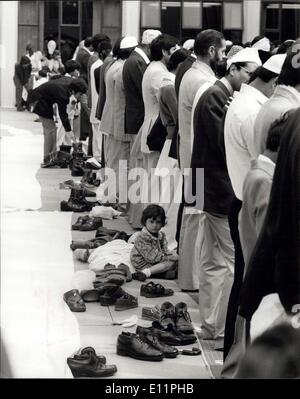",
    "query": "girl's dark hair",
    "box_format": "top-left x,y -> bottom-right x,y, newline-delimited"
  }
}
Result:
141,205 -> 166,227
167,48 -> 189,71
